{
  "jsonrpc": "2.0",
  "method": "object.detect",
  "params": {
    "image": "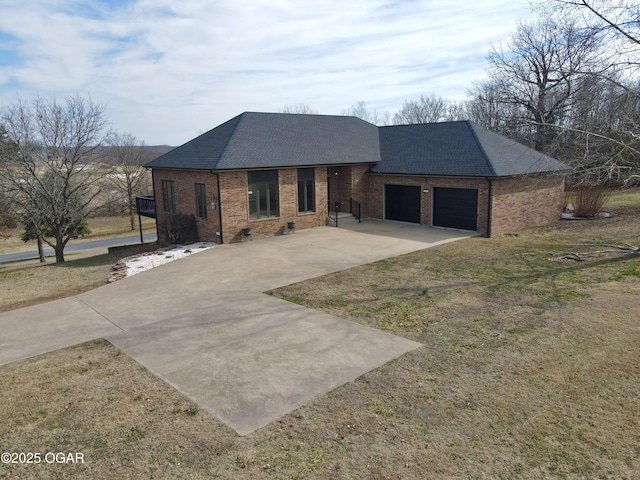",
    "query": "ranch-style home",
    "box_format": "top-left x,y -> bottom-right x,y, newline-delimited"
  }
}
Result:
145,112 -> 569,244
